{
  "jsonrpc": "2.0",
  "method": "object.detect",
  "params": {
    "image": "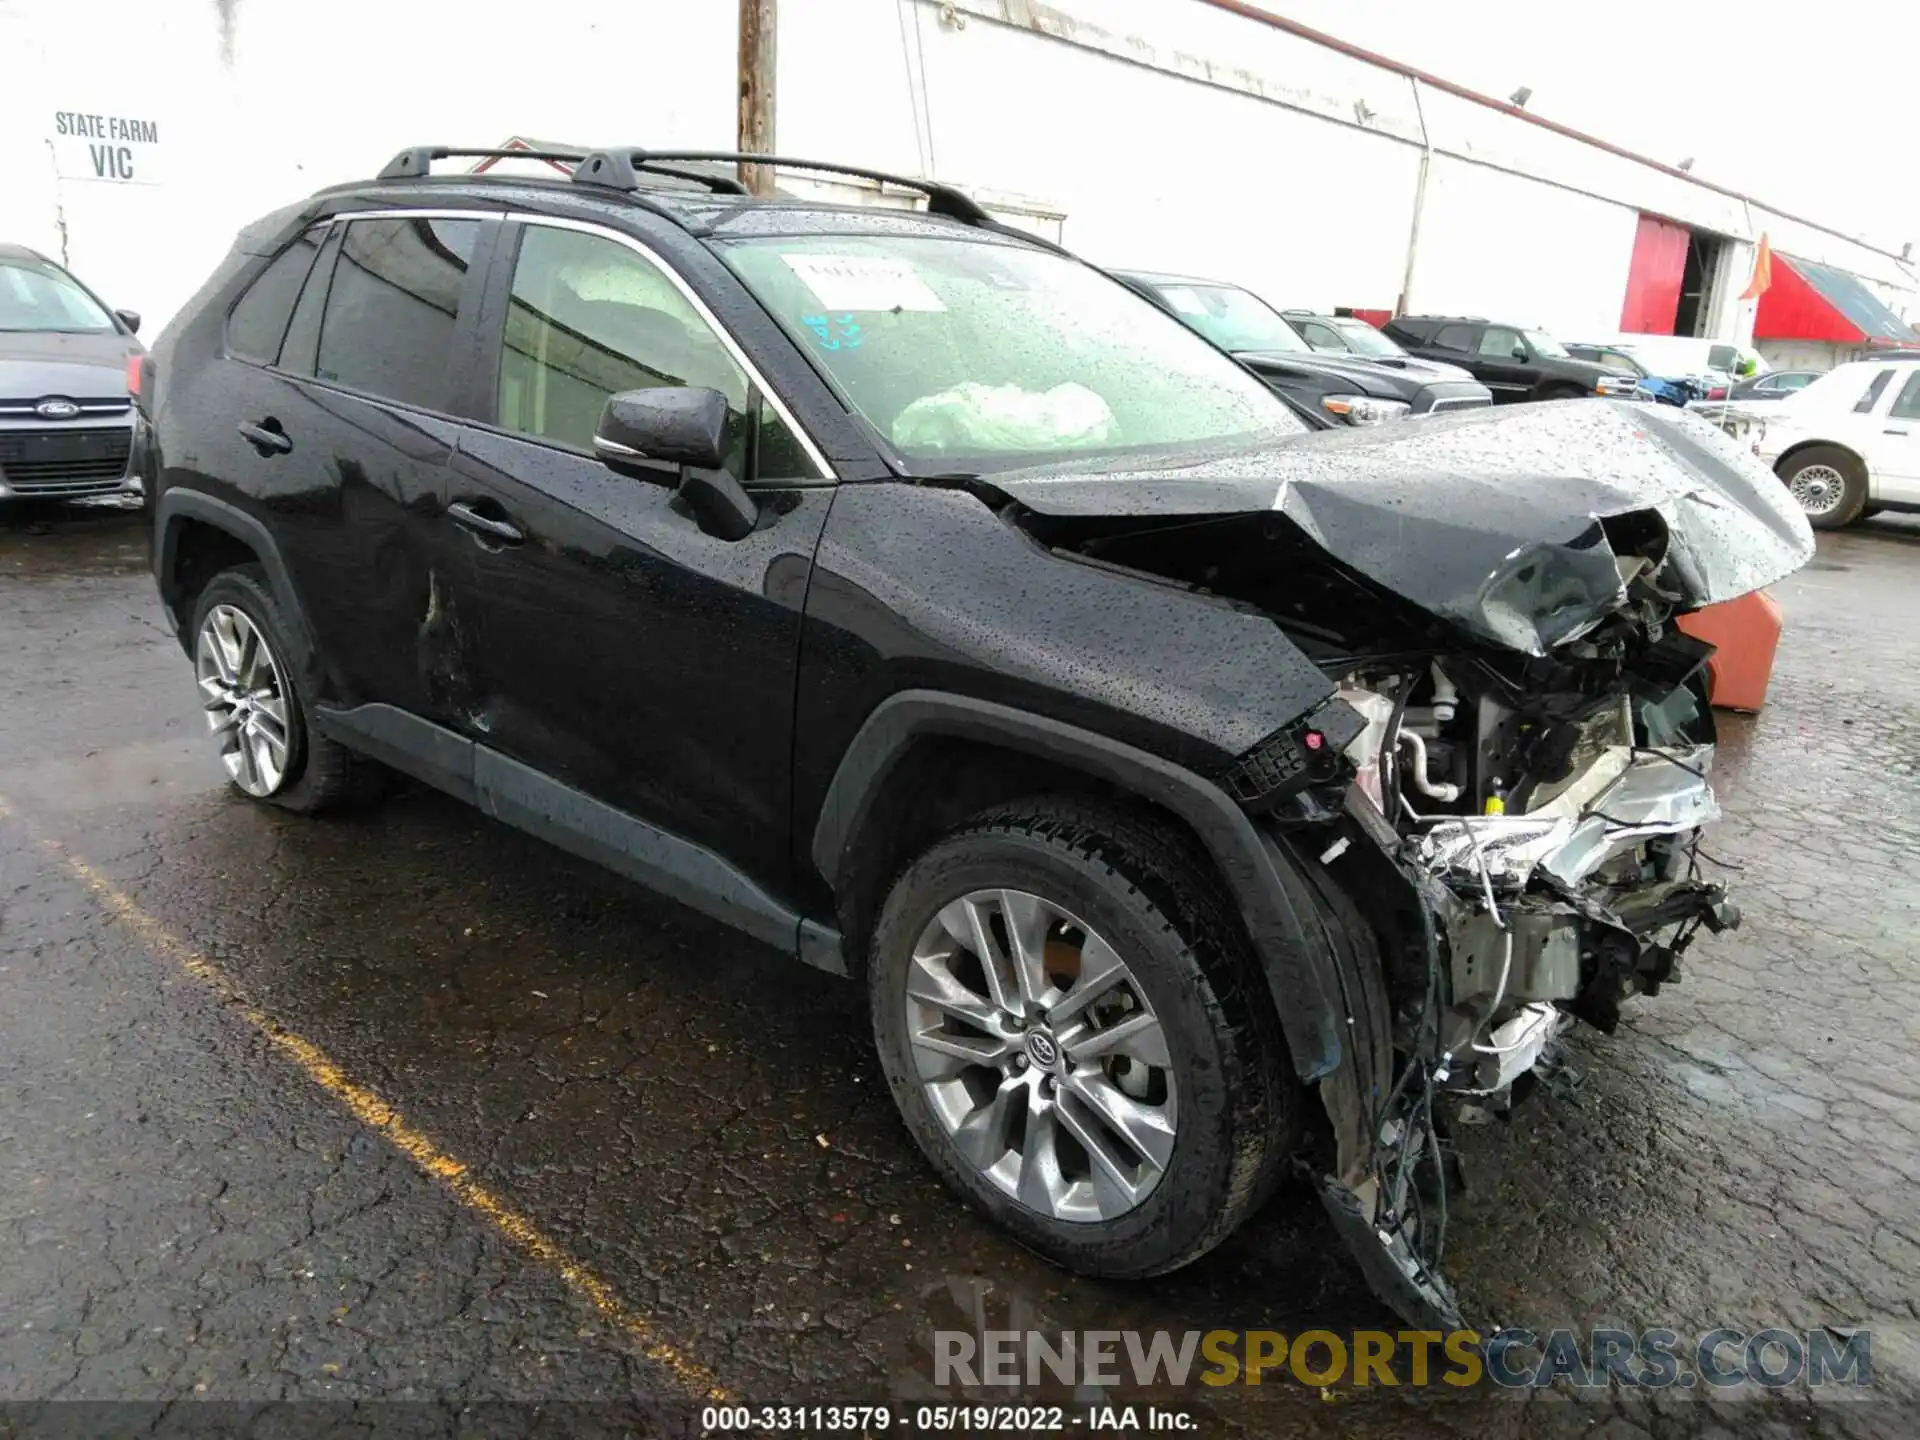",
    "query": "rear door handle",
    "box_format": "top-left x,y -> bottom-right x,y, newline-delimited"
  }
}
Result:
237,421 -> 292,455
447,500 -> 524,546
1884,427 -> 1910,435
